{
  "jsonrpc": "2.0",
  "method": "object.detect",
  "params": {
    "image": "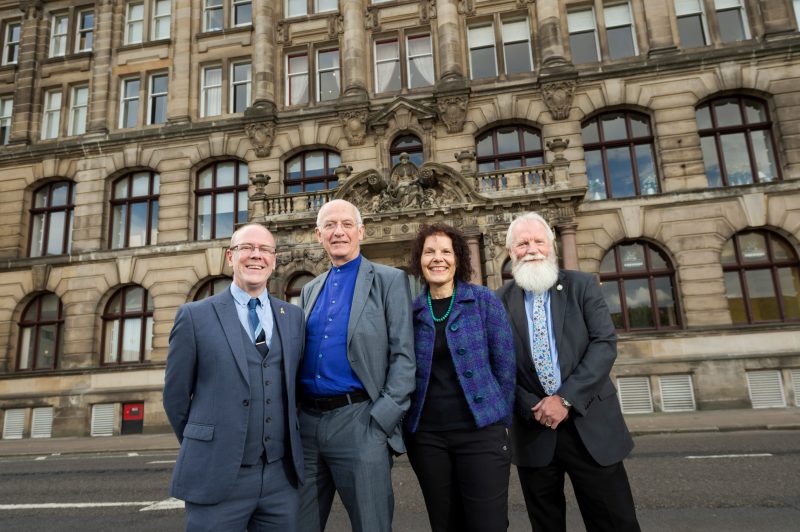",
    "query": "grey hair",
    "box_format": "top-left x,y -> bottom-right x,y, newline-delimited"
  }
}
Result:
229,223 -> 272,248
505,212 -> 556,250
316,199 -> 363,228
